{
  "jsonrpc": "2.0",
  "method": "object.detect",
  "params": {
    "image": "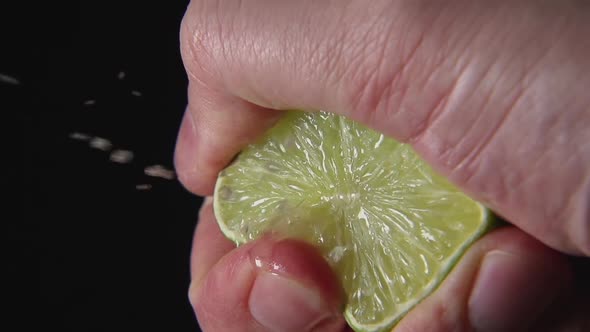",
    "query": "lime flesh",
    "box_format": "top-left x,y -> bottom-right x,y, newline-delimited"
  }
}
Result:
213,111 -> 490,332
